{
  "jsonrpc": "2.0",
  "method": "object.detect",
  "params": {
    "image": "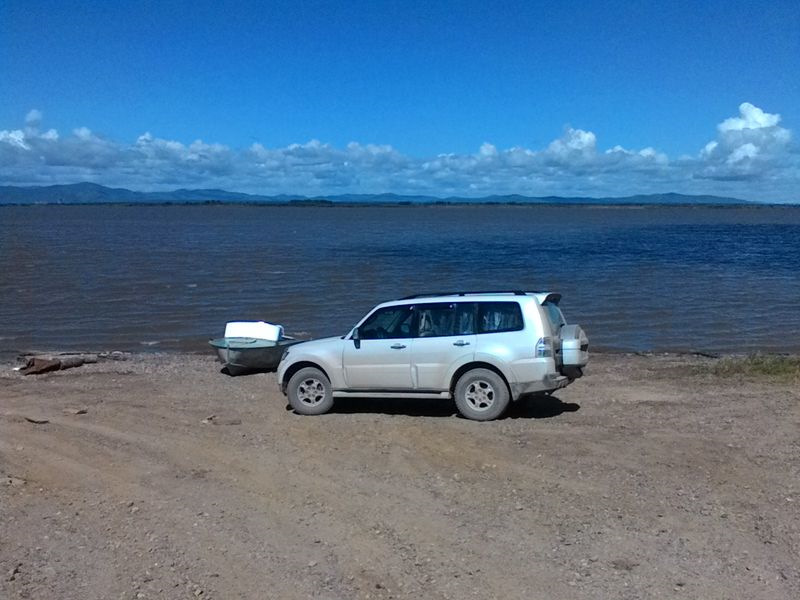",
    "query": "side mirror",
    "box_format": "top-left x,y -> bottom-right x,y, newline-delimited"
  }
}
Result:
352,327 -> 361,349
